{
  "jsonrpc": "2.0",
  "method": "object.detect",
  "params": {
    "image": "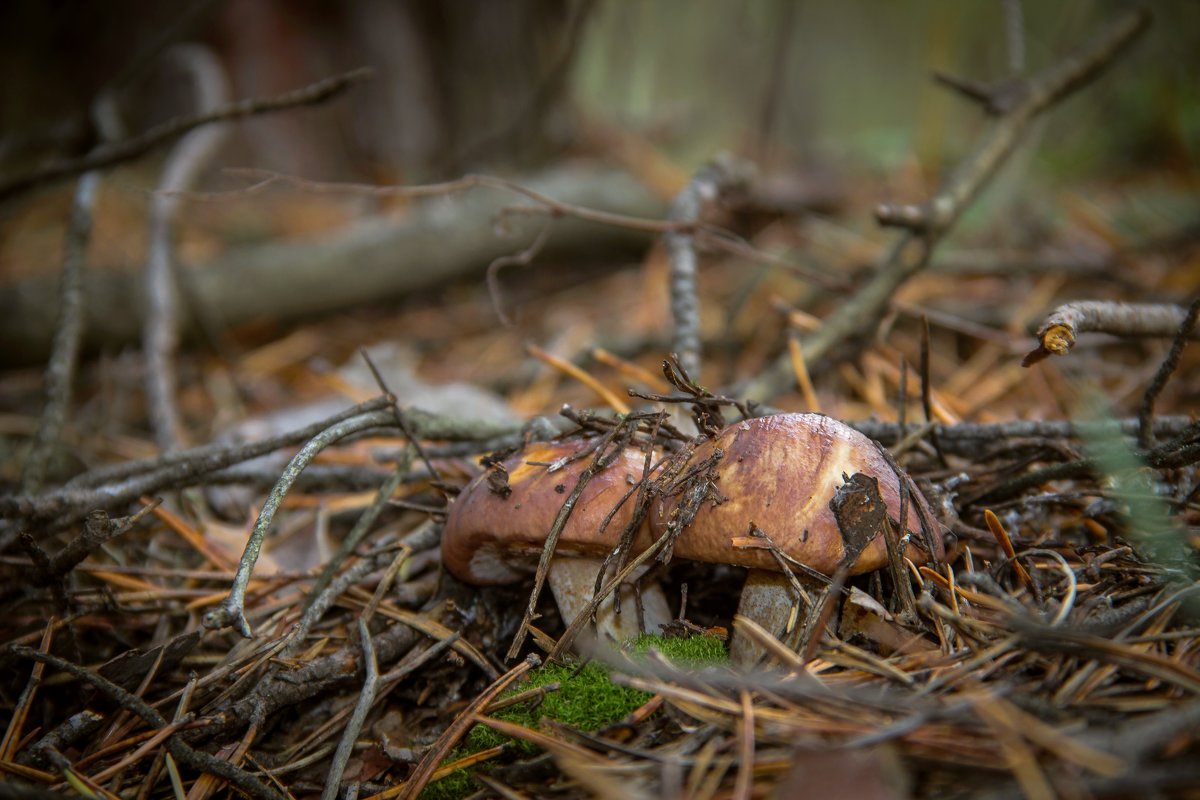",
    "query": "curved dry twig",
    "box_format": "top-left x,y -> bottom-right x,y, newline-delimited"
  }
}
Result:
144,45 -> 232,453
19,173 -> 99,495
202,408 -> 398,637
